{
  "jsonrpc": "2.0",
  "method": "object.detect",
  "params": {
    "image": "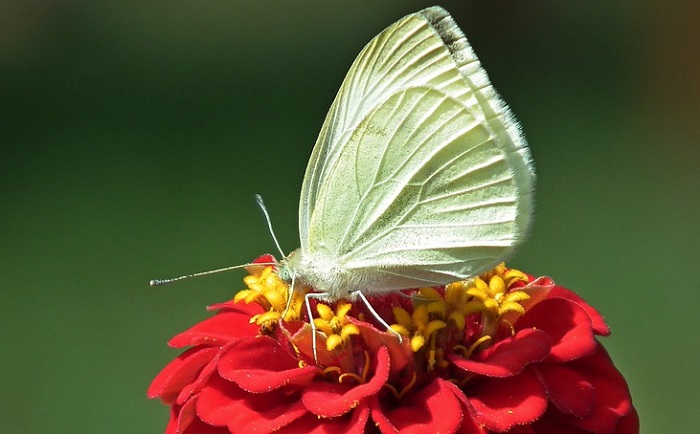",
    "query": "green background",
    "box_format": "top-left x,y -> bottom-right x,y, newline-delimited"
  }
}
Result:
2,1 -> 697,432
